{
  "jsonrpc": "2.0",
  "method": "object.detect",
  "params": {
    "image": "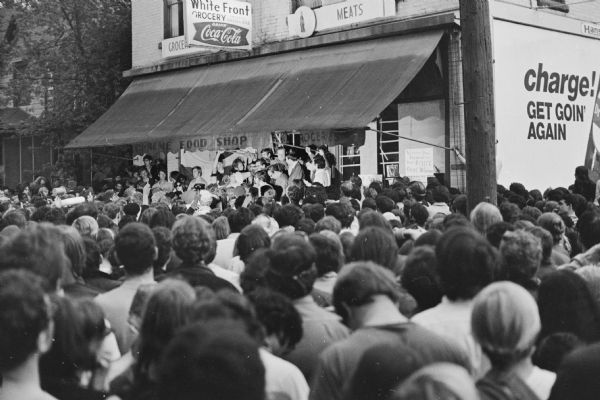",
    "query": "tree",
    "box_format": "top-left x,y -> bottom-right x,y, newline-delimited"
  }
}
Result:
0,0 -> 132,146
